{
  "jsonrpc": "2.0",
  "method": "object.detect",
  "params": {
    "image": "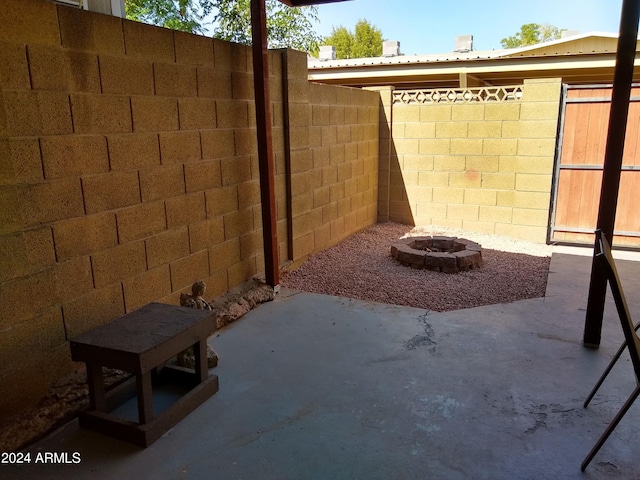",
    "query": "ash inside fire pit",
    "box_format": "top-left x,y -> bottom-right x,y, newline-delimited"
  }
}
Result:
390,236 -> 482,273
